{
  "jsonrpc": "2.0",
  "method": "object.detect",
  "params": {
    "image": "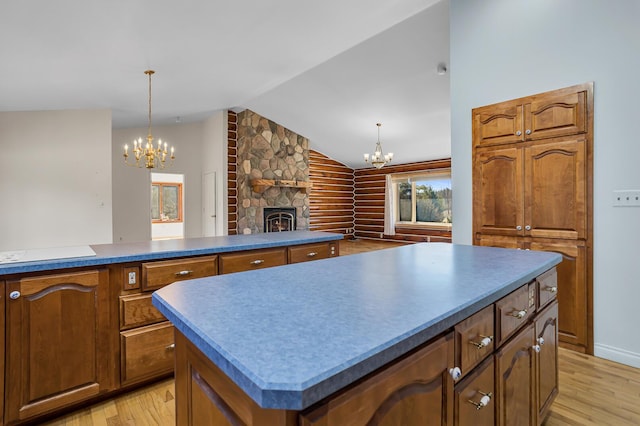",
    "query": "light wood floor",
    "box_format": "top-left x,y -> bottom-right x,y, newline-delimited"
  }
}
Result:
44,239 -> 640,425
